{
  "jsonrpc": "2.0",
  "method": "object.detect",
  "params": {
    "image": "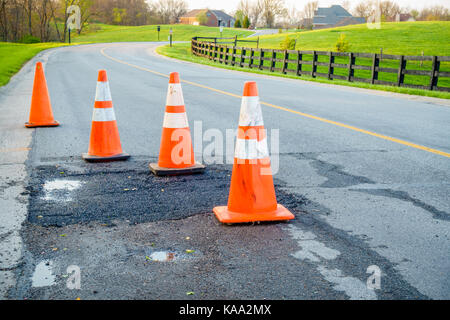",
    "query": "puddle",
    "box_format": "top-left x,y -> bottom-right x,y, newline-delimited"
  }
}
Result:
149,251 -> 176,262
42,180 -> 82,202
31,260 -> 56,287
